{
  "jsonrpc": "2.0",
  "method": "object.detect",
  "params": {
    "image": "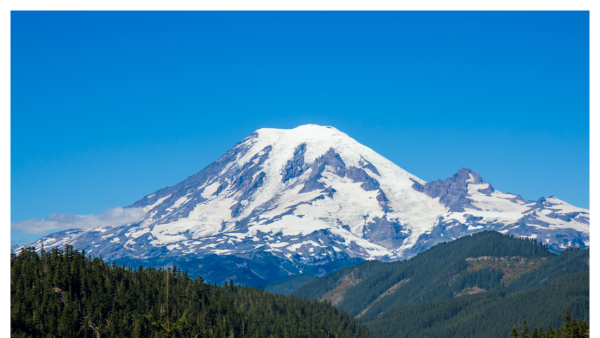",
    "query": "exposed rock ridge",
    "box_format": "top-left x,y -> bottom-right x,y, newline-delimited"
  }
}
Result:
300,148 -> 381,194
411,168 -> 494,212
282,143 -> 307,182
